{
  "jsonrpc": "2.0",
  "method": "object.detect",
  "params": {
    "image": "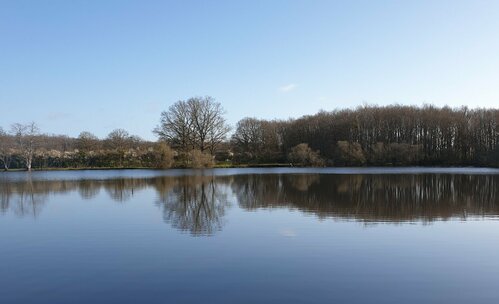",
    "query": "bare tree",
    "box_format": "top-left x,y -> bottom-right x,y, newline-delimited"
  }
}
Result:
231,117 -> 264,160
188,97 -> 231,153
10,122 -> 40,171
154,101 -> 194,152
77,131 -> 100,152
106,129 -> 131,151
0,127 -> 14,170
154,96 -> 231,154
231,118 -> 285,163
106,129 -> 133,167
